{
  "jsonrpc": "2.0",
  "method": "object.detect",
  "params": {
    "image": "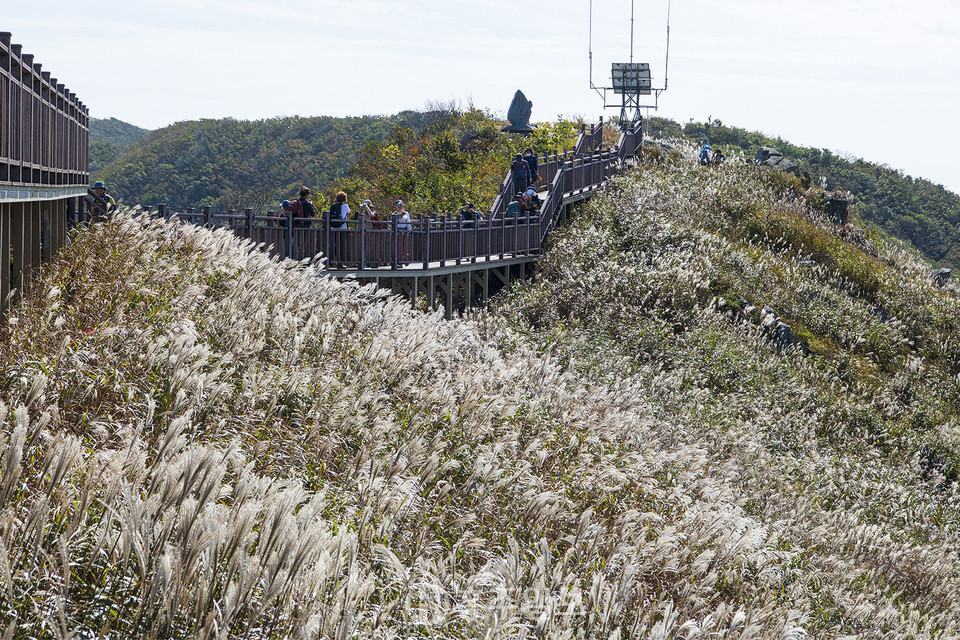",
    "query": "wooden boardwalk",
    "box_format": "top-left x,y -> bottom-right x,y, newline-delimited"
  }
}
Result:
160,120 -> 643,317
